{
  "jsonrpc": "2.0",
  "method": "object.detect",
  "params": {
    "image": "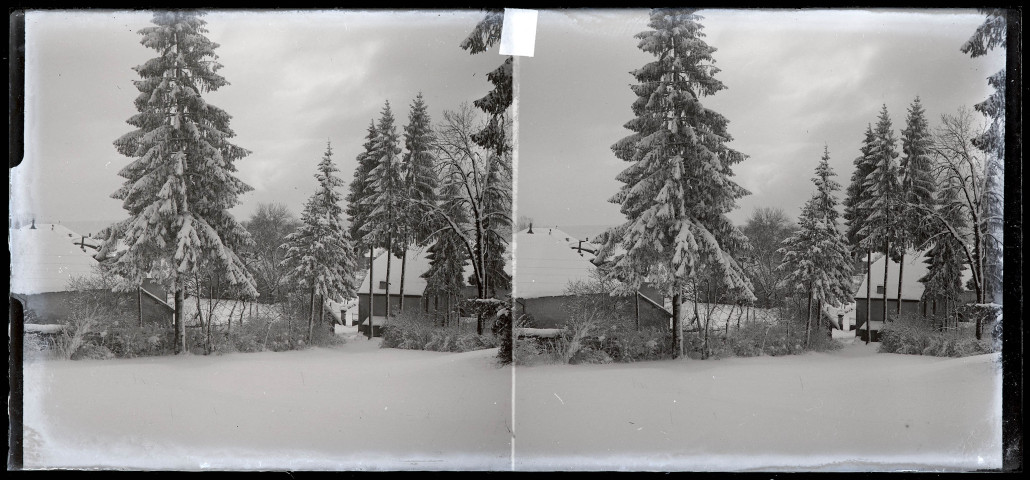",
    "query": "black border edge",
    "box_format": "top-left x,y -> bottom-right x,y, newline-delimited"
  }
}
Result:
1001,7 -> 1023,474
